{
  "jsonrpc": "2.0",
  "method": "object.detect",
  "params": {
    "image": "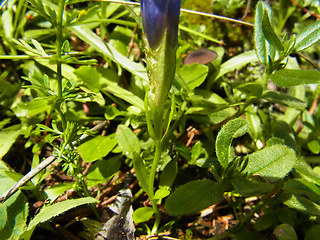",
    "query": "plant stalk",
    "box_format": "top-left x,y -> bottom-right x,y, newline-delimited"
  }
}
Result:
56,0 -> 67,129
148,139 -> 162,234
